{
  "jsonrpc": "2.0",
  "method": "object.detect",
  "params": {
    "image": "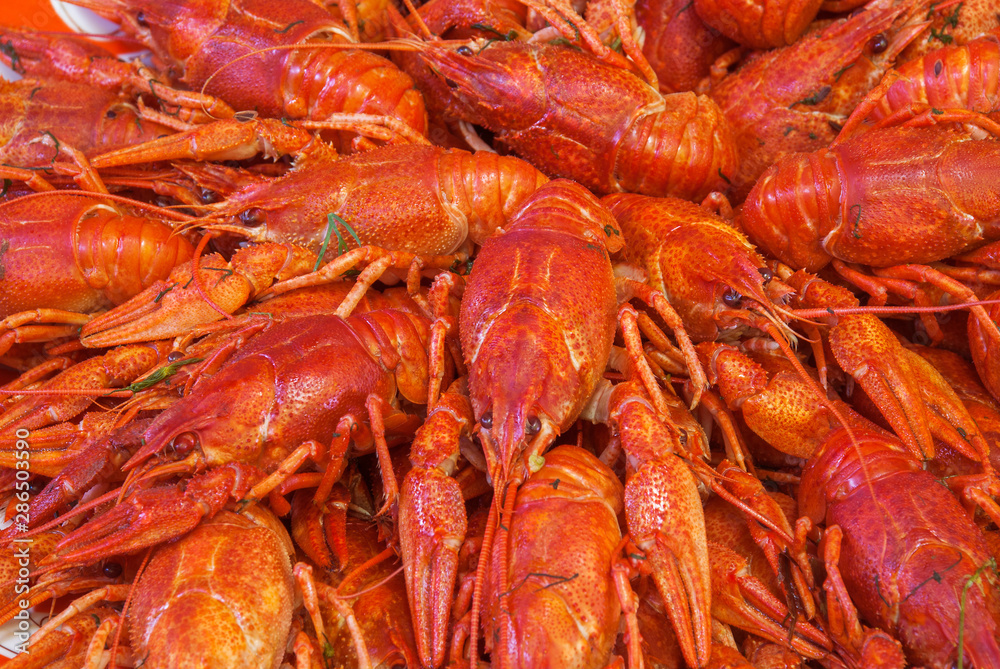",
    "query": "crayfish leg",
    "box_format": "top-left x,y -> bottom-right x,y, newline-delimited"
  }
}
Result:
0,310 -> 93,357
820,525 -> 907,668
